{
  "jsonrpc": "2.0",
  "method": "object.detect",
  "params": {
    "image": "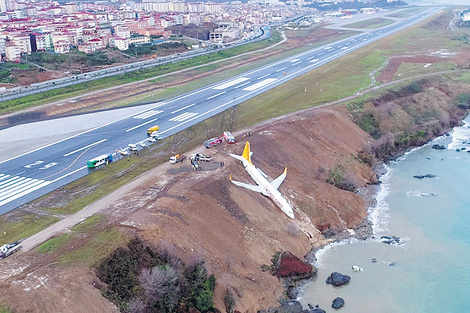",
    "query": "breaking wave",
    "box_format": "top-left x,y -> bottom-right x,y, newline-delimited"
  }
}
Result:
368,164 -> 392,235
448,119 -> 470,150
